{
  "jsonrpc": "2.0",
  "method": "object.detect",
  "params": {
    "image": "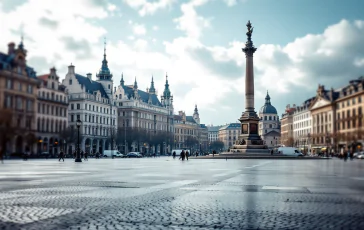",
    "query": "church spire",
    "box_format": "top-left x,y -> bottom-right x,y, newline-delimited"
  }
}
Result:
163,73 -> 171,98
194,104 -> 199,114
149,75 -> 156,94
133,76 -> 138,89
97,37 -> 112,81
120,73 -> 124,86
265,90 -> 271,105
